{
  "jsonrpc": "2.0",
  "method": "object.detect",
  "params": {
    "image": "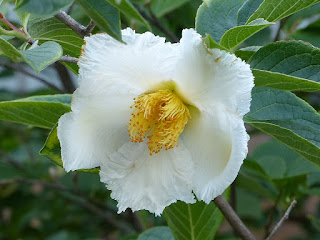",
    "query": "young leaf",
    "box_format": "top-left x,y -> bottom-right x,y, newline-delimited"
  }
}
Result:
247,0 -> 320,23
220,18 -> 274,50
40,126 -> 100,174
28,18 -> 83,73
0,95 -> 71,129
106,0 -> 151,30
195,0 -> 247,42
202,34 -> 229,51
249,41 -> 320,91
15,0 -> 73,16
245,87 -> 320,167
0,36 -> 23,62
164,189 -> 229,240
76,0 -> 122,41
137,227 -> 174,240
20,41 -> 63,73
